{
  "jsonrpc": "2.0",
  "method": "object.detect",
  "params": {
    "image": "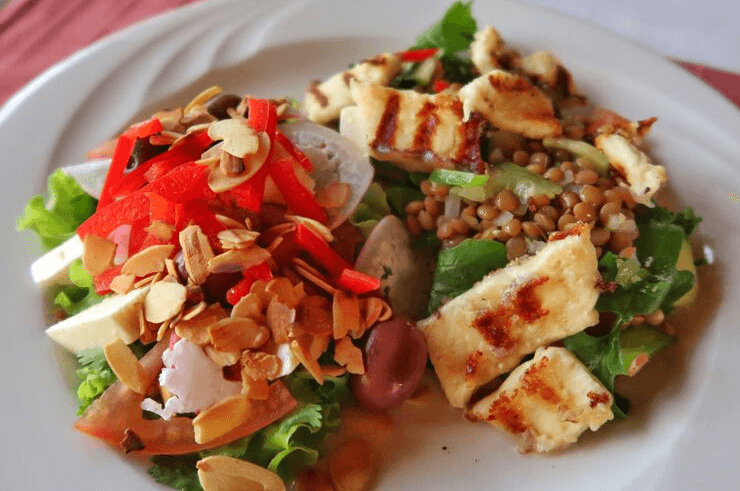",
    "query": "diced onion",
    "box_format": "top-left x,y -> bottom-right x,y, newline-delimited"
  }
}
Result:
444,196 -> 462,218
492,211 -> 513,227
